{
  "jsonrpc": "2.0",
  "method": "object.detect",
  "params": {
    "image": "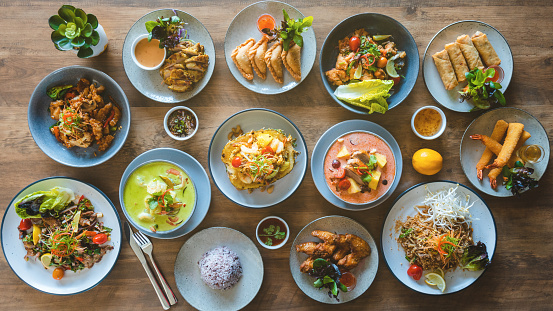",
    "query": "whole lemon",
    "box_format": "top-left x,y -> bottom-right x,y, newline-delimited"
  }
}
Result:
412,148 -> 443,175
